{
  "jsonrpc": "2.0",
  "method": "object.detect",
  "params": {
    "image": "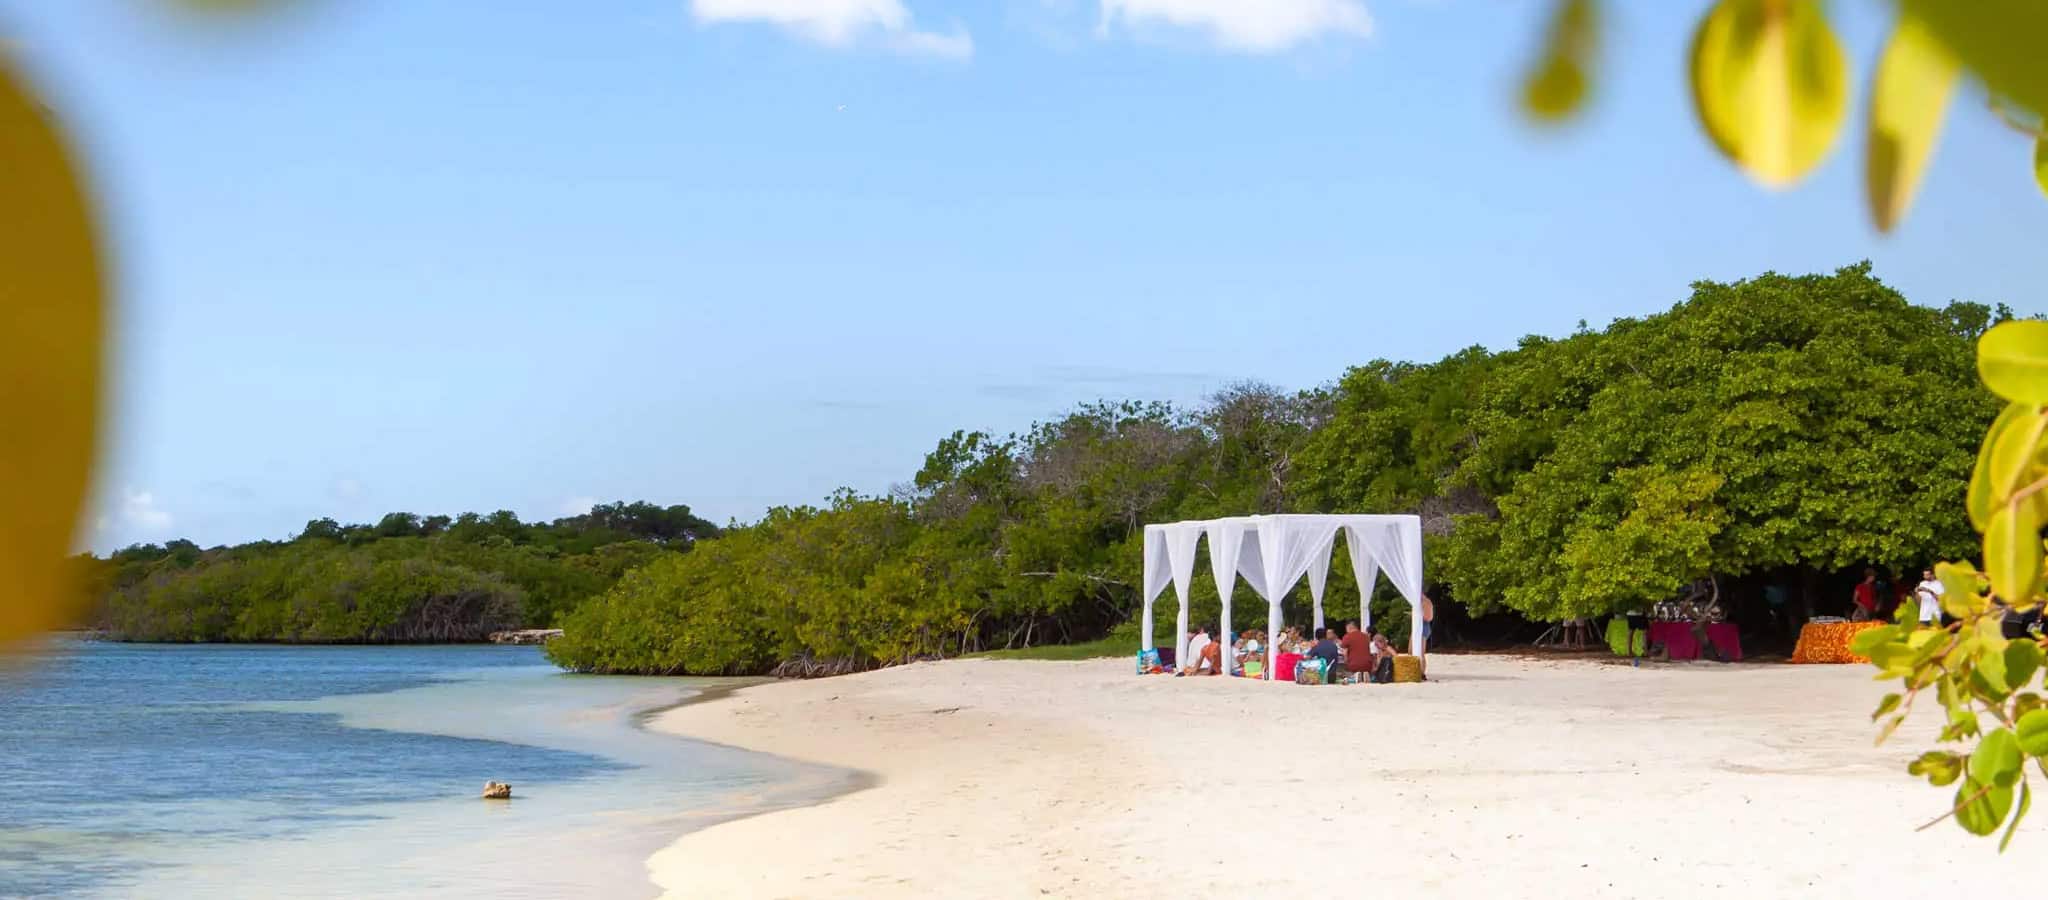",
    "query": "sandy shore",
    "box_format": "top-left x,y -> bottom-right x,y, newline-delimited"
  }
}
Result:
648,654 -> 2036,898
